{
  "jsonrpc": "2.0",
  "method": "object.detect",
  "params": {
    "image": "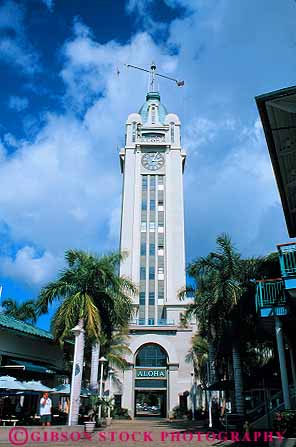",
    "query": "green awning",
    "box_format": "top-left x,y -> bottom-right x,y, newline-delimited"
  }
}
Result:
8,360 -> 55,374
